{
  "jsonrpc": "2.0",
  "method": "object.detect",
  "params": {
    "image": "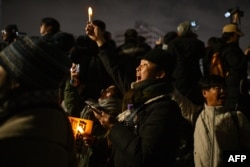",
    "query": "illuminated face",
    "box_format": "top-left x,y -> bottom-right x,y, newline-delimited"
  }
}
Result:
99,85 -> 118,100
136,59 -> 164,83
202,86 -> 226,106
40,24 -> 51,36
1,30 -> 10,42
0,65 -> 19,96
233,33 -> 240,42
40,24 -> 46,36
